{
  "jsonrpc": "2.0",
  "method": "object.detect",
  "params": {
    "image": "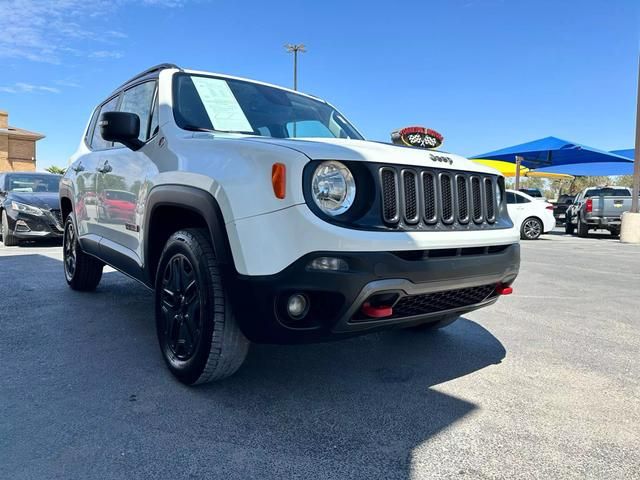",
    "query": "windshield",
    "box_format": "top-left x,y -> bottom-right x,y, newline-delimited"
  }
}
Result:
584,188 -> 631,197
173,73 -> 363,140
5,174 -> 61,193
520,188 -> 543,198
